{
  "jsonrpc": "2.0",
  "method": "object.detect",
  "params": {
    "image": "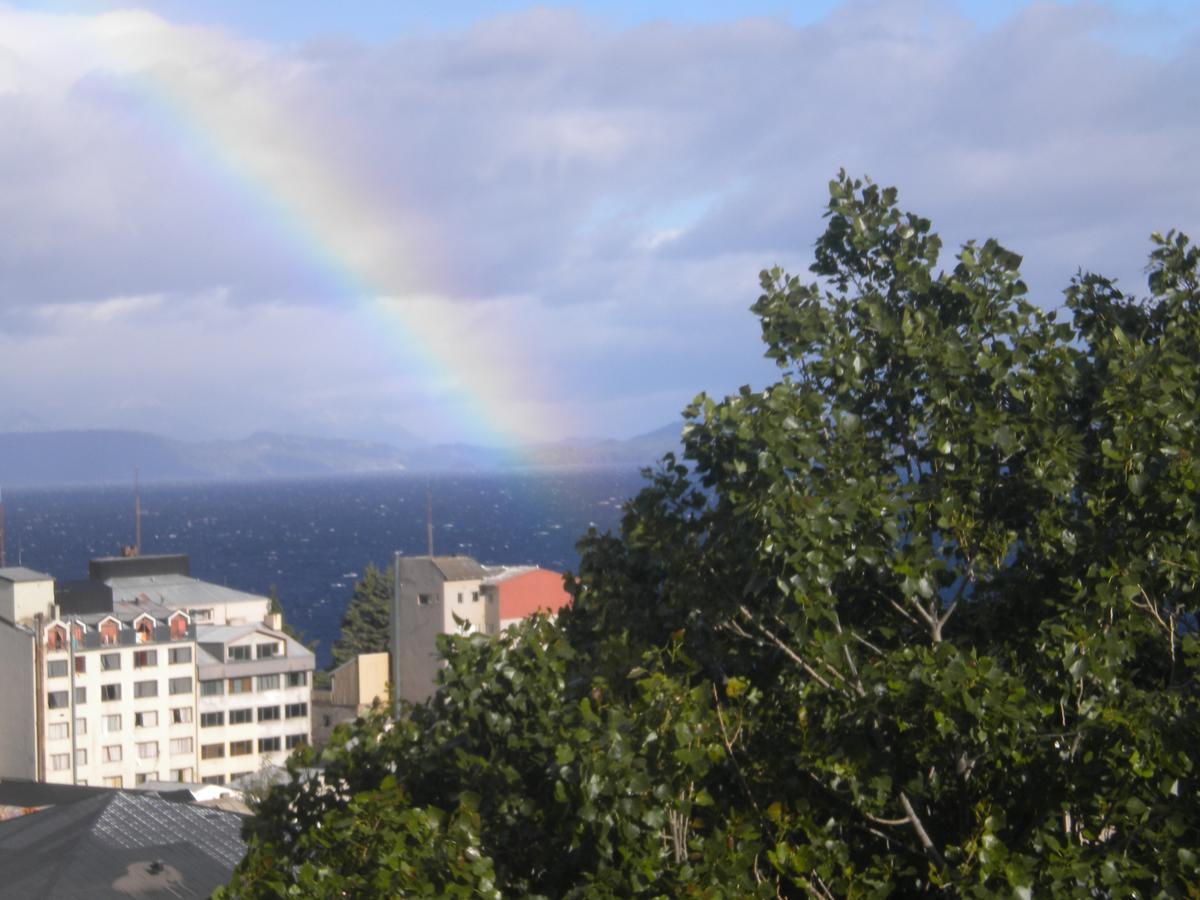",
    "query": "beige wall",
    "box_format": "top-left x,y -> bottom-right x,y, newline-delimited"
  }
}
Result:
0,578 -> 54,627
0,621 -> 36,779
